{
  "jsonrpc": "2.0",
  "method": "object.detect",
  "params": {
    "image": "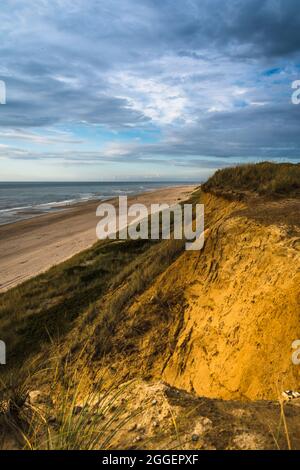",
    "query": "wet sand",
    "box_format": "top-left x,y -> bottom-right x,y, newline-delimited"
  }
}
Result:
0,185 -> 197,292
